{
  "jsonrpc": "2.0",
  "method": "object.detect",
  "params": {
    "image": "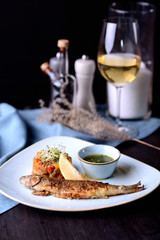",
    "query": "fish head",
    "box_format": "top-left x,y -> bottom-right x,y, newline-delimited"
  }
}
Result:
19,175 -> 42,189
